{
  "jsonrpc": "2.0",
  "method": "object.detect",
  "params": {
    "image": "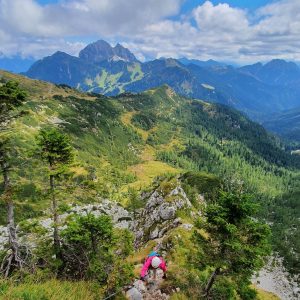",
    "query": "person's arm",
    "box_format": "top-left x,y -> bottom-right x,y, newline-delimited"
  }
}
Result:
140,257 -> 152,278
160,258 -> 167,273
